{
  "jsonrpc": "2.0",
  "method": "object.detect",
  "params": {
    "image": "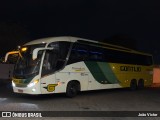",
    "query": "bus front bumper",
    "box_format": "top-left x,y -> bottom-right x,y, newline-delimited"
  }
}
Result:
12,86 -> 41,95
